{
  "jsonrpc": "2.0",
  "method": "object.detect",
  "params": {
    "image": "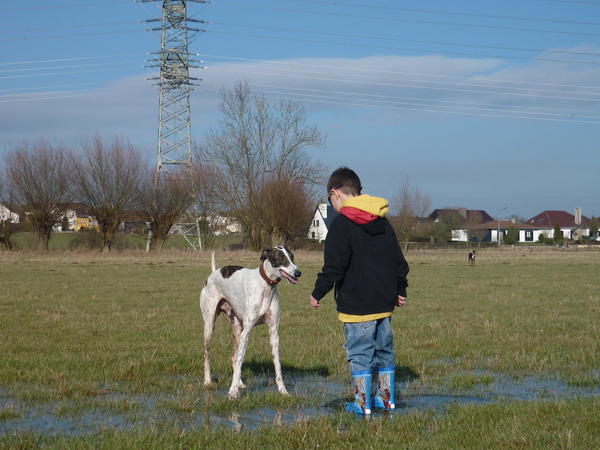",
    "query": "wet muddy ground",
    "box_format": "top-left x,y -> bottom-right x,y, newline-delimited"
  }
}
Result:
1,371 -> 599,435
